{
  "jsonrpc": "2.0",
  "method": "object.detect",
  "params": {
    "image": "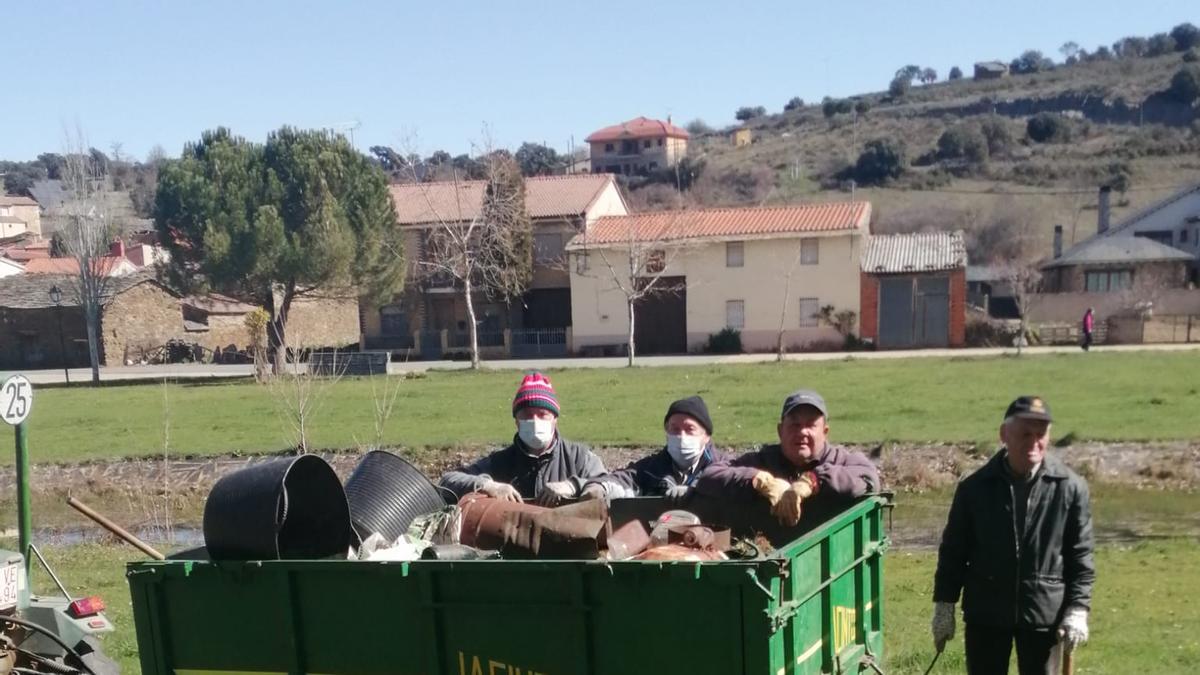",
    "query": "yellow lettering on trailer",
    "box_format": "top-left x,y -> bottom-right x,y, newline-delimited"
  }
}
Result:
832,606 -> 857,654
455,651 -> 545,675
